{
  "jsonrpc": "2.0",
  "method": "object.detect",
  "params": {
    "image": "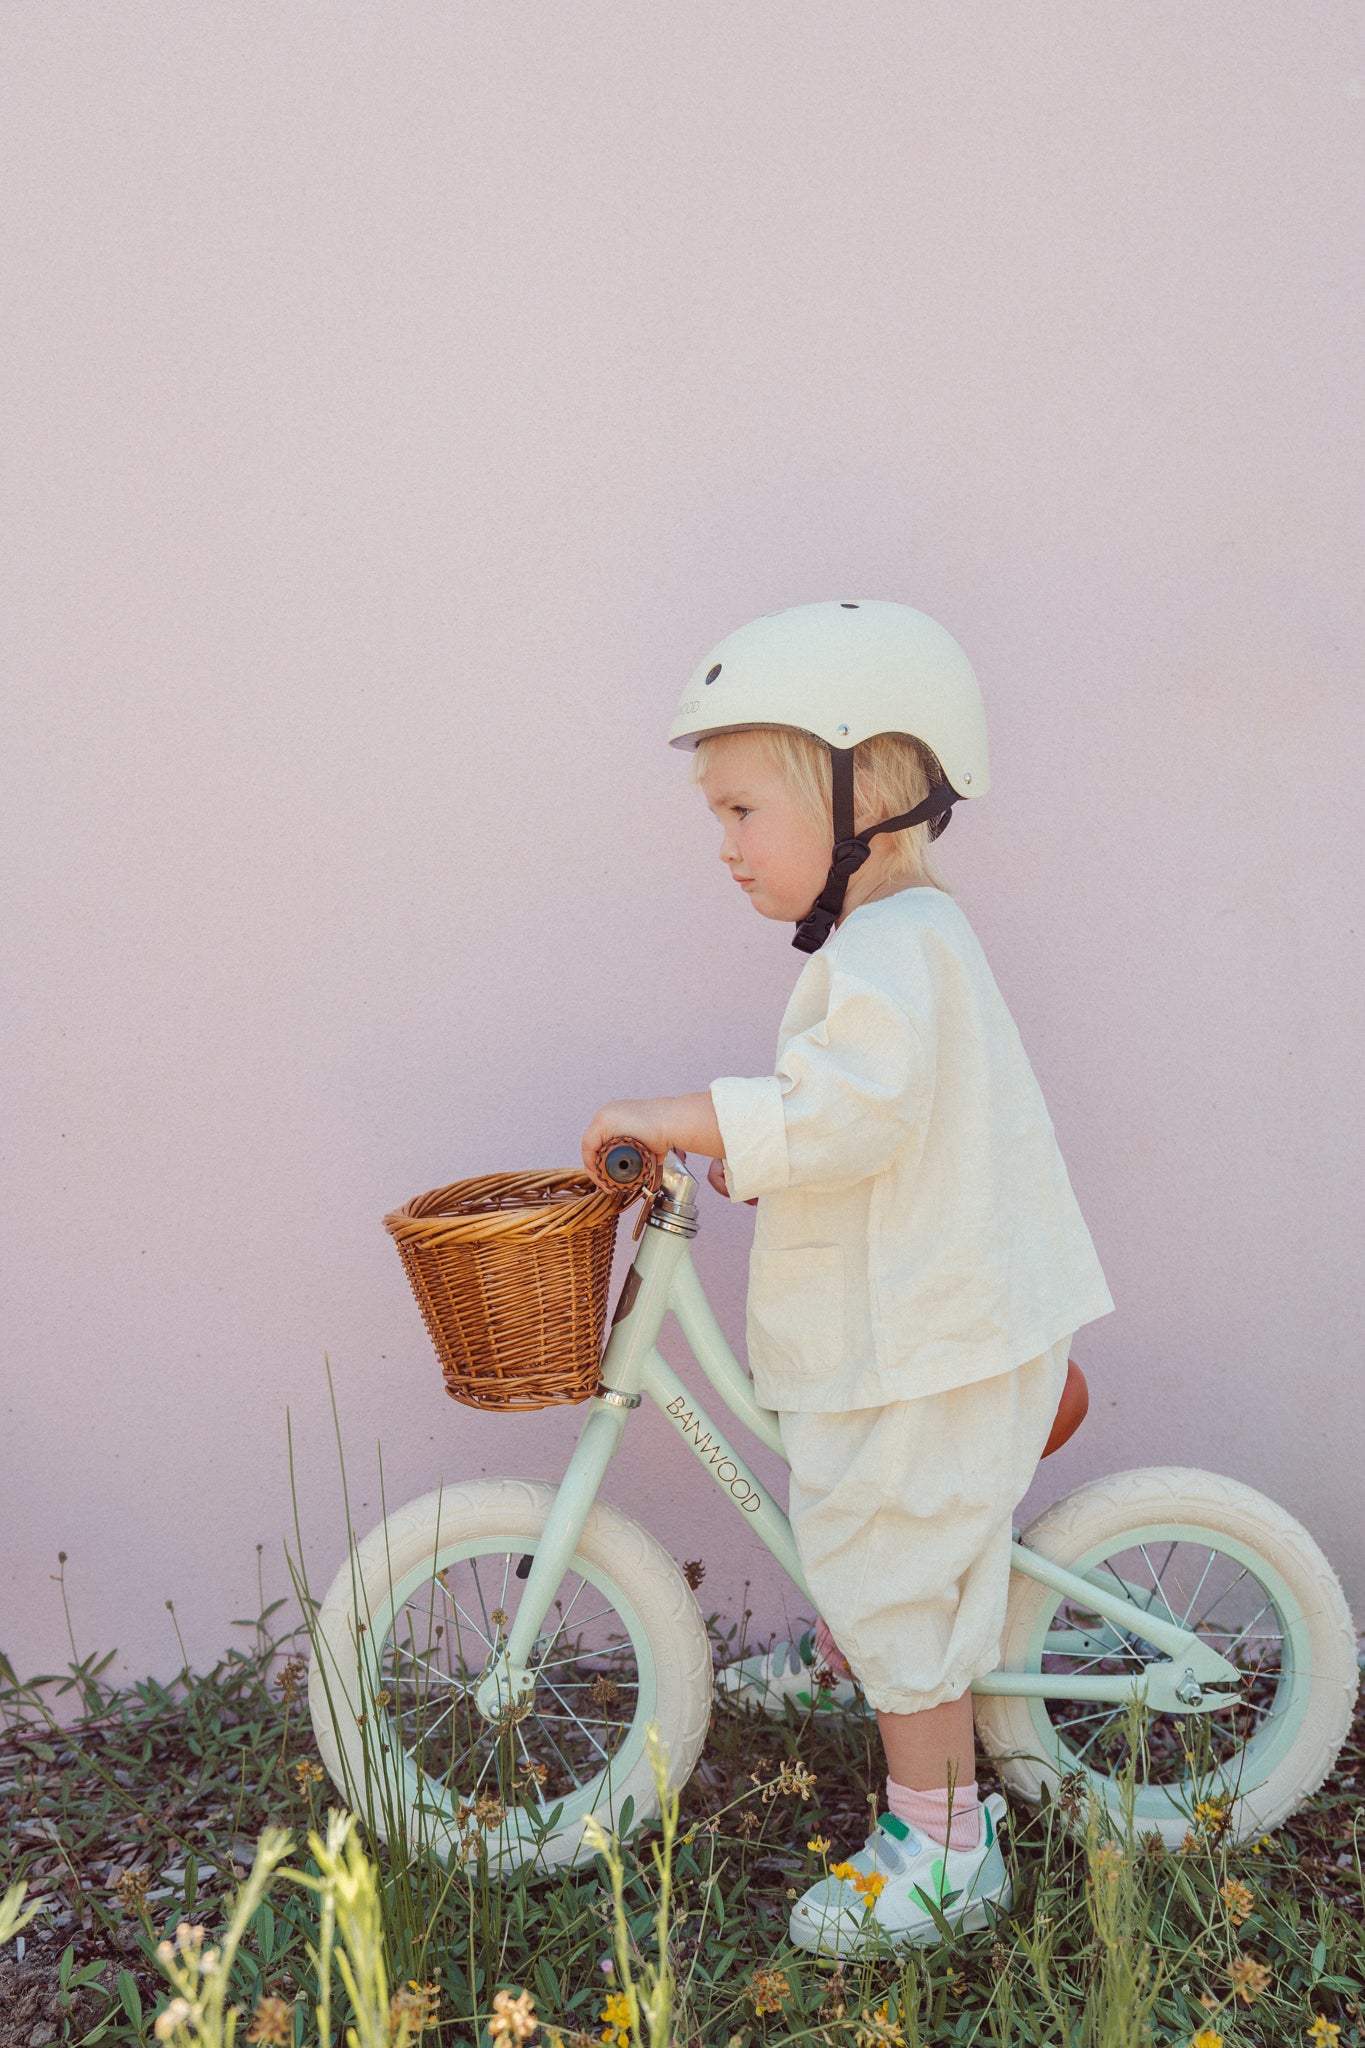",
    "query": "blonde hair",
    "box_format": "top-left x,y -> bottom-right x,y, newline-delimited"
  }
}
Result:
692,725 -> 952,892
